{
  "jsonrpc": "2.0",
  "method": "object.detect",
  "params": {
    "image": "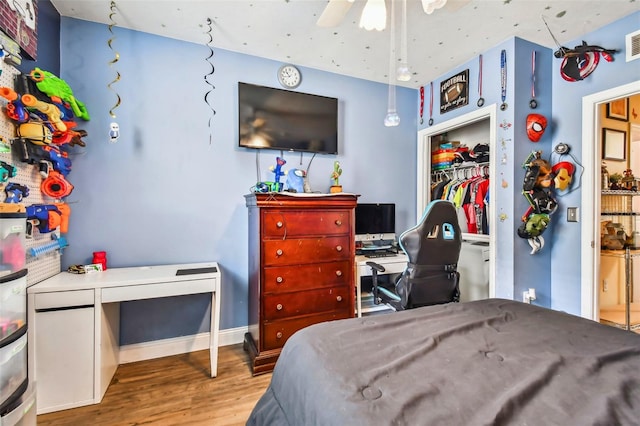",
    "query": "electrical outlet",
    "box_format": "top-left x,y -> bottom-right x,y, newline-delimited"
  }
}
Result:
603,280 -> 608,292
567,207 -> 579,222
